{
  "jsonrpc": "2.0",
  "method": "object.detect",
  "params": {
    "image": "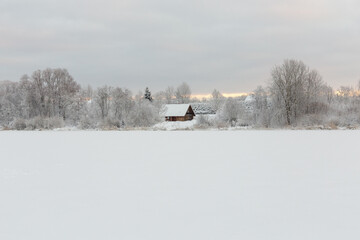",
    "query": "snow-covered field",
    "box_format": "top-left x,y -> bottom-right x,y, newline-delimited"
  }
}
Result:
153,118 -> 198,130
1,131 -> 360,240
